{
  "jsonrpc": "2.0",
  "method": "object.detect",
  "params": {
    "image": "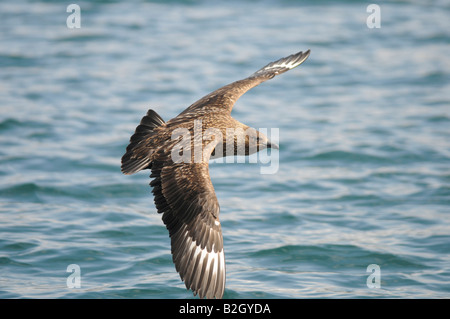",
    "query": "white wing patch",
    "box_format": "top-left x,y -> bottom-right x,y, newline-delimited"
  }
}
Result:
185,239 -> 225,299
263,59 -> 301,71
251,50 -> 310,77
